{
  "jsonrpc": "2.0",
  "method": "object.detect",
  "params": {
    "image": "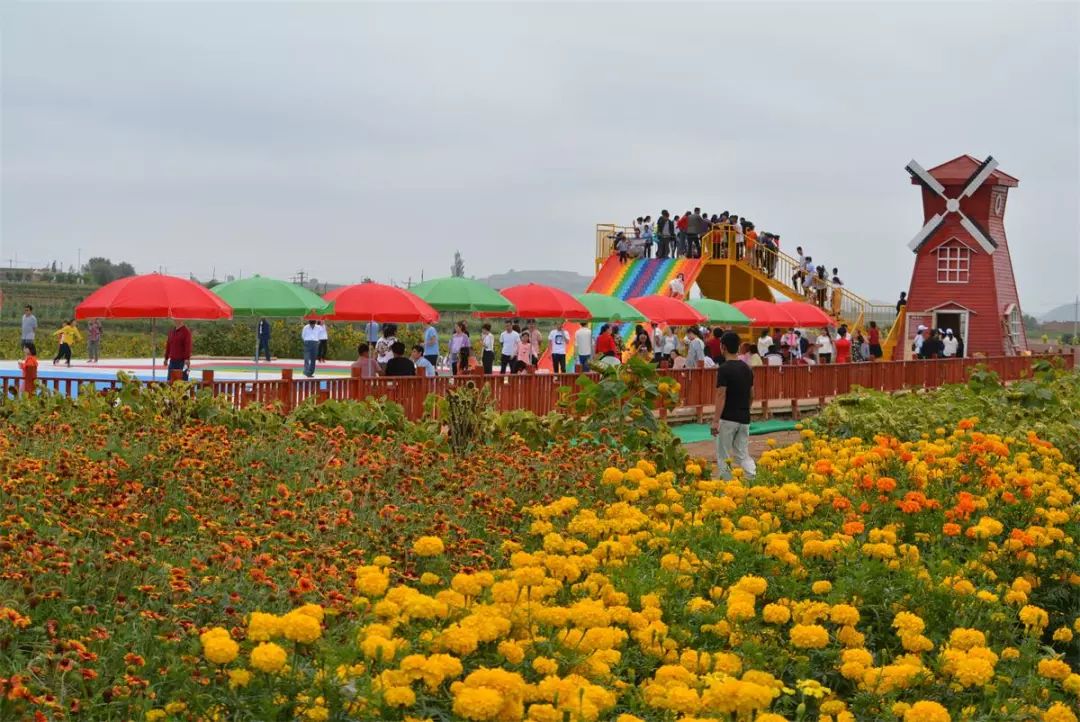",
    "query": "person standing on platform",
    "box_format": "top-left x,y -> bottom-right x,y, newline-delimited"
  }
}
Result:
87,319 -> 103,363
867,321 -> 883,360
816,328 -> 833,364
19,346 -> 39,394
449,321 -> 470,374
896,292 -> 907,315
548,321 -> 569,373
656,210 -> 675,259
164,319 -> 192,380
515,329 -> 534,373
711,331 -> 756,480
423,321 -> 439,367
21,305 -> 38,355
301,319 -> 319,377
834,326 -> 852,363
257,318 -> 271,362
315,321 -> 329,362
675,212 -> 690,257
480,323 -> 495,374
52,319 -> 81,367
499,320 -> 519,374
575,323 -> 593,369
